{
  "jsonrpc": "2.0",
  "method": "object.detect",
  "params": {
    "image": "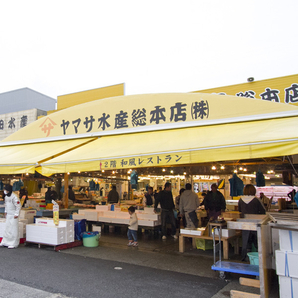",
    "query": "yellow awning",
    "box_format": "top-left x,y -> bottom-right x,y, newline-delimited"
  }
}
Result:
39,116 -> 298,174
0,137 -> 96,174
